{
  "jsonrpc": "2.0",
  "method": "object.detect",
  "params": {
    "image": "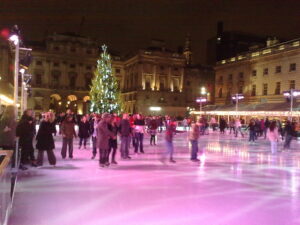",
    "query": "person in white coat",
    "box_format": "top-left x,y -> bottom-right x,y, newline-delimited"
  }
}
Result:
267,121 -> 279,154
